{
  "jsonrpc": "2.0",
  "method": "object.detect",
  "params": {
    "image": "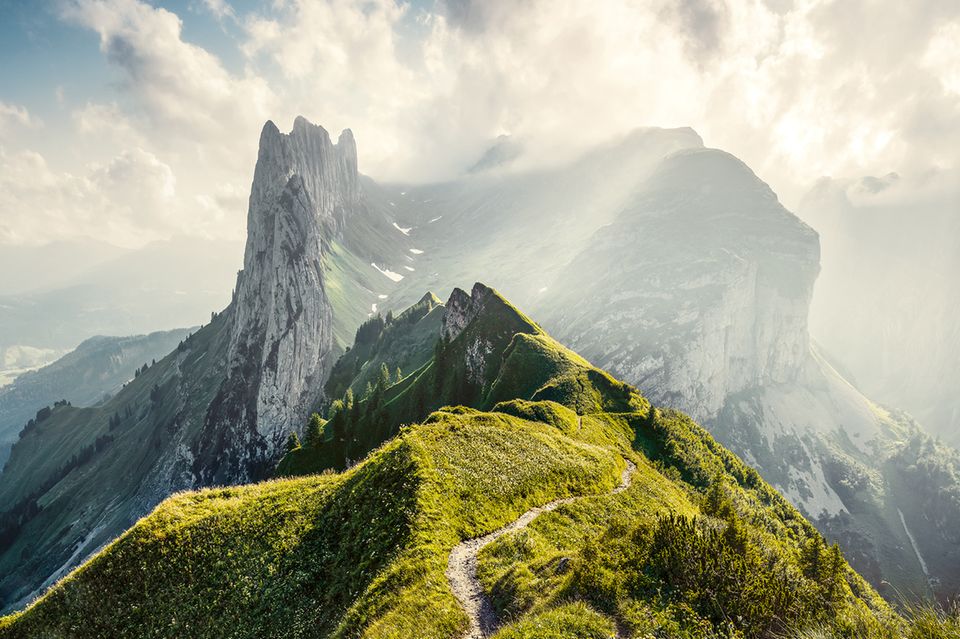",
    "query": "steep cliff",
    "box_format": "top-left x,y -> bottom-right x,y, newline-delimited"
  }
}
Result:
194,119 -> 357,483
540,148 -> 819,420
533,148 -> 959,599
